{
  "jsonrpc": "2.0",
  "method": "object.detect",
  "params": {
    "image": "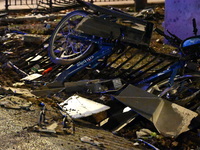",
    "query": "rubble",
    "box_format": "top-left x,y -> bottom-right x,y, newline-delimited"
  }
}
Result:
23,34 -> 44,44
0,96 -> 32,110
3,86 -> 36,98
0,2 -> 200,149
0,13 -> 66,25
59,94 -> 110,119
21,73 -> 42,81
80,136 -> 104,147
114,84 -> 199,138
32,78 -> 124,96
136,128 -> 156,138
138,139 -> 160,150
